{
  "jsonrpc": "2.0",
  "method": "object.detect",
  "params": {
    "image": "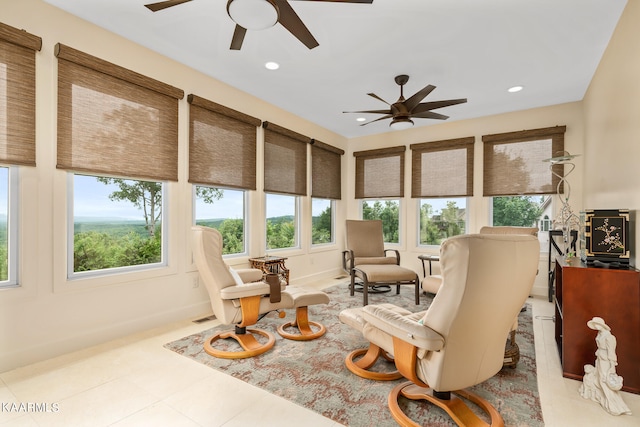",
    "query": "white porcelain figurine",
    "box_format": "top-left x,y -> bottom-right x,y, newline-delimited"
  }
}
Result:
578,316 -> 632,416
